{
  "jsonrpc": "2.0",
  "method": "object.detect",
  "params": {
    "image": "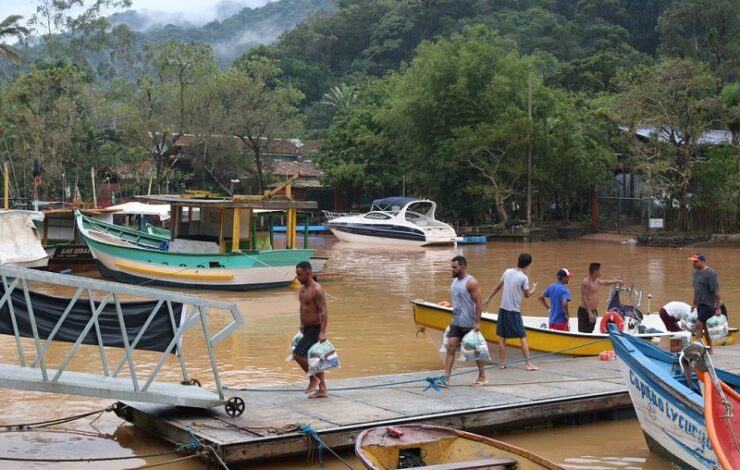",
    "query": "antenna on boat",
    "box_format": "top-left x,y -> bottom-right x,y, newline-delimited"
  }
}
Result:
3,161 -> 8,209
